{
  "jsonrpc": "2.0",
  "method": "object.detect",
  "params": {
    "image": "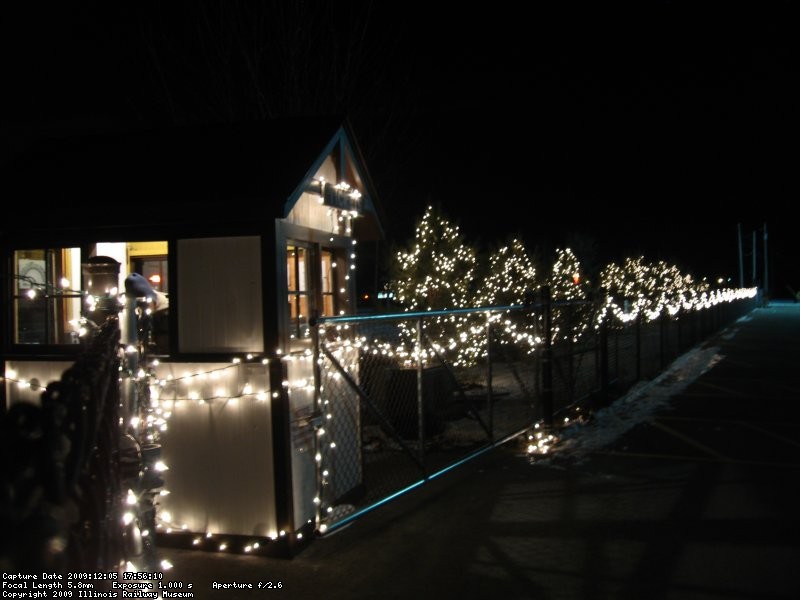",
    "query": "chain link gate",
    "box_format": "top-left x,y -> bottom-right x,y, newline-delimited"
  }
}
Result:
311,306 -> 543,533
